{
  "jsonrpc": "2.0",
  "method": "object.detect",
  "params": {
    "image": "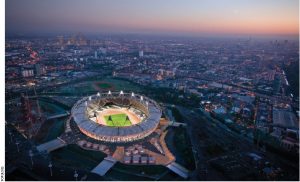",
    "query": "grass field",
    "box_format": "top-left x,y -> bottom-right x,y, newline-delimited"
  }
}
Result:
51,144 -> 106,171
96,82 -> 112,89
104,113 -> 132,127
